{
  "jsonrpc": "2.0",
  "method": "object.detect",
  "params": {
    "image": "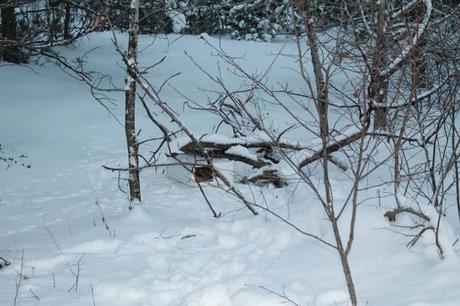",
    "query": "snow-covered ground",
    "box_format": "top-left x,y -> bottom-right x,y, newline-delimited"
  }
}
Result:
1,33 -> 460,306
